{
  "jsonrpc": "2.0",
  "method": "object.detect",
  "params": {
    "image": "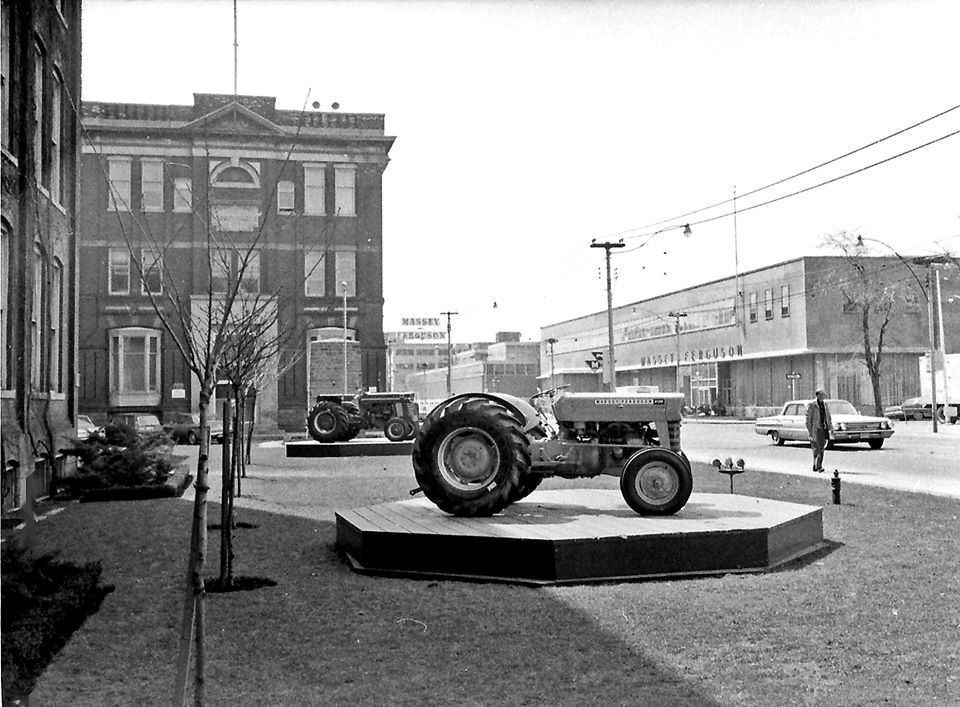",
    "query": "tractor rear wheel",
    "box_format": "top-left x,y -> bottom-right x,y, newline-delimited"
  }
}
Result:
413,397 -> 531,516
307,402 -> 349,443
619,449 -> 692,515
